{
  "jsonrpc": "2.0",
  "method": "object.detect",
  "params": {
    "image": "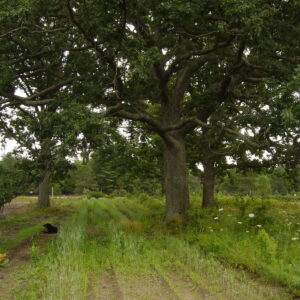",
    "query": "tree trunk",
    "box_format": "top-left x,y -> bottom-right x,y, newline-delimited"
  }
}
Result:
202,161 -> 216,208
38,170 -> 50,207
160,163 -> 165,195
163,135 -> 190,221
